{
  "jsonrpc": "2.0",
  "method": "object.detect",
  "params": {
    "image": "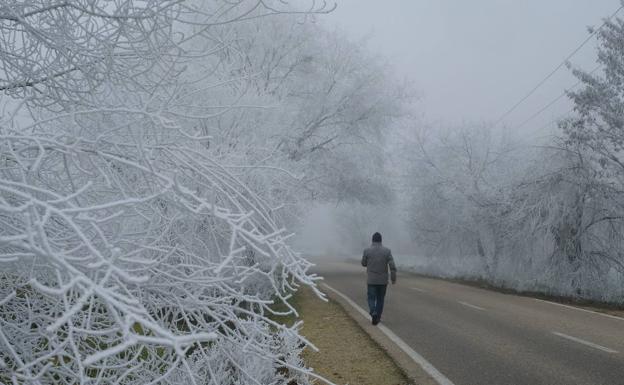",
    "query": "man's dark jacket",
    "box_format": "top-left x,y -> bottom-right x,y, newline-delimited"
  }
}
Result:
361,242 -> 397,285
